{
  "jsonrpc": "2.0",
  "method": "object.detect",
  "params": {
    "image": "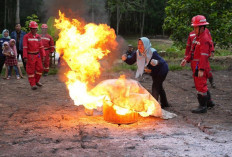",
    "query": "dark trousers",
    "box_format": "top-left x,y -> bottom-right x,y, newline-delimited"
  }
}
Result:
152,73 -> 168,108
17,50 -> 26,70
0,56 -> 6,74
